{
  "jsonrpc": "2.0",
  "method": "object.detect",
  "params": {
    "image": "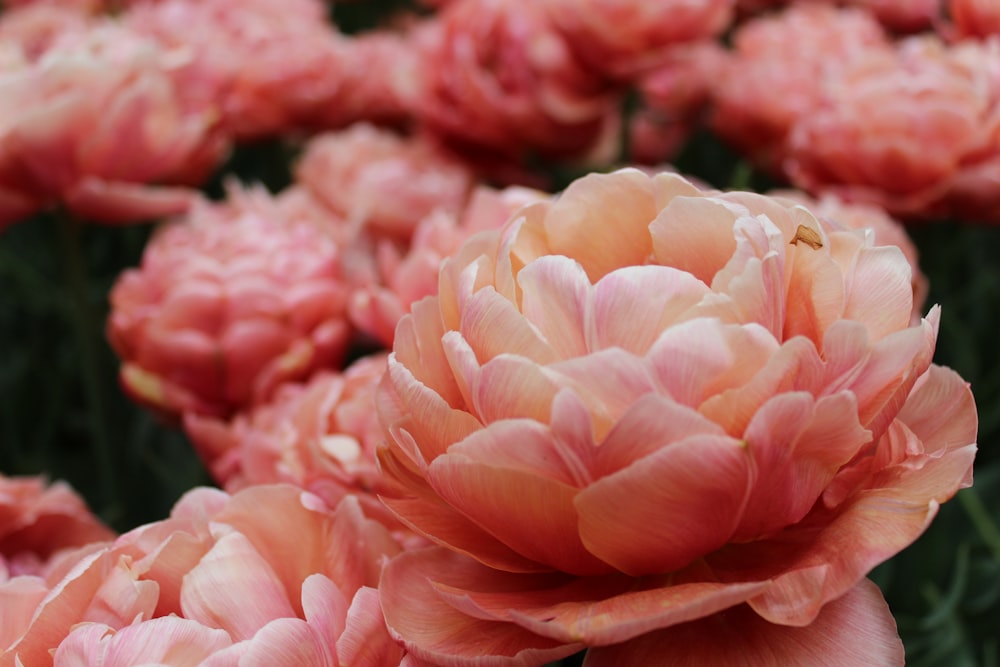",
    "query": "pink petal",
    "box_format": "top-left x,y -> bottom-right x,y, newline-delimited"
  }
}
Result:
649,195 -> 741,284
64,179 -> 196,225
583,579 -> 903,667
224,617 -> 332,667
842,245 -> 913,342
336,587 -> 405,667
576,433 -> 753,576
460,286 -> 555,364
301,574 -> 349,651
516,255 -> 590,359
